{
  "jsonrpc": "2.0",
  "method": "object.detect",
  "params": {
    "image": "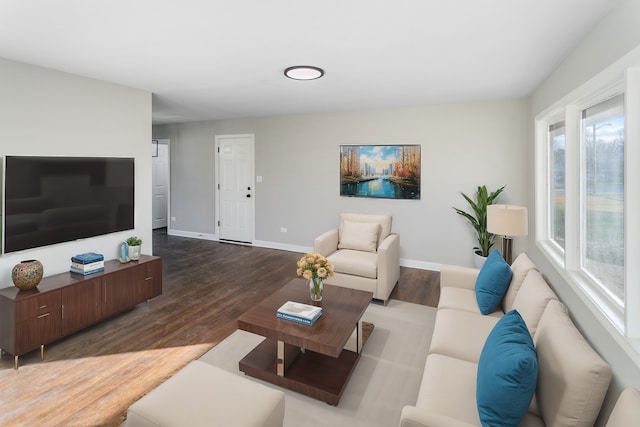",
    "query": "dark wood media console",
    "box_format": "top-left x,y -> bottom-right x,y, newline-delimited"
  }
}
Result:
0,255 -> 162,369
